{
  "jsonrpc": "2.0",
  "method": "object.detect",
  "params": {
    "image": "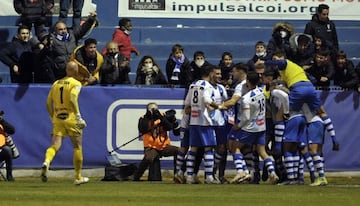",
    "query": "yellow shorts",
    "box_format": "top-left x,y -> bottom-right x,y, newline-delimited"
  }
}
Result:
52,114 -> 82,138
